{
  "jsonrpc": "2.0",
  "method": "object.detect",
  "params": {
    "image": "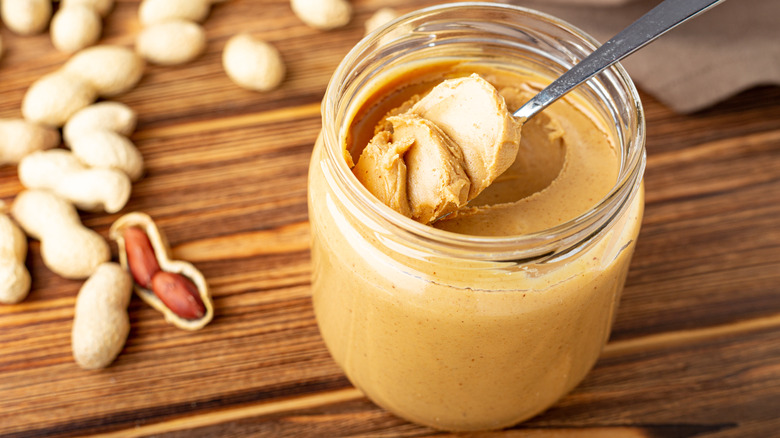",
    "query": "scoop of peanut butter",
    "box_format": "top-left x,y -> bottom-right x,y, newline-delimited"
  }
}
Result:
353,74 -> 522,224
